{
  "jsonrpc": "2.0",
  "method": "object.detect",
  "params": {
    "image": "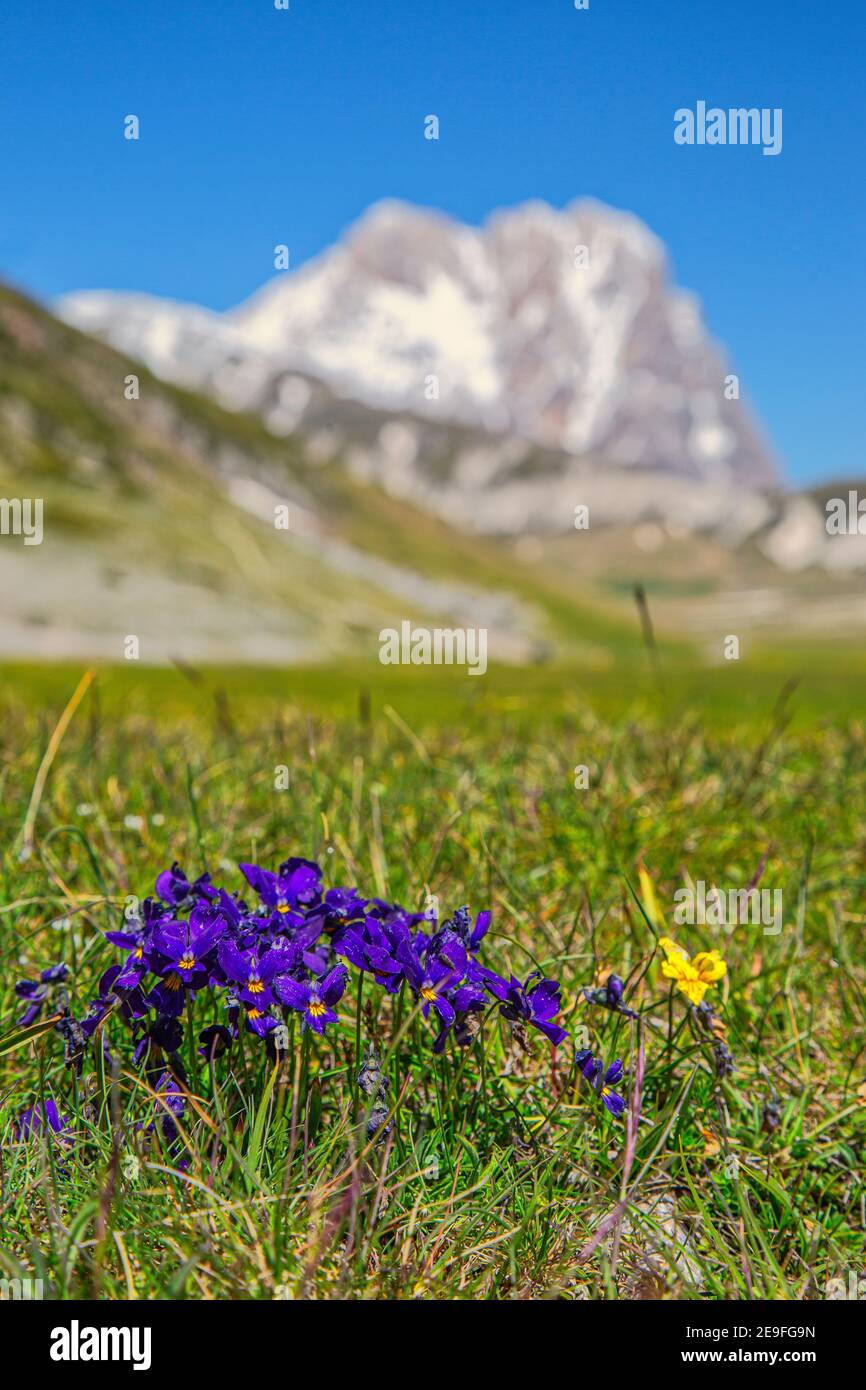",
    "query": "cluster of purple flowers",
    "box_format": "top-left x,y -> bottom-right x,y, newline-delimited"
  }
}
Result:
17,858 -> 571,1072
13,858 -> 643,1151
